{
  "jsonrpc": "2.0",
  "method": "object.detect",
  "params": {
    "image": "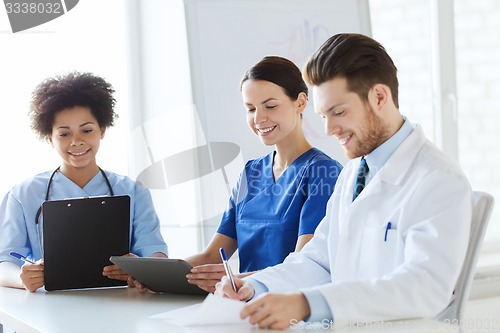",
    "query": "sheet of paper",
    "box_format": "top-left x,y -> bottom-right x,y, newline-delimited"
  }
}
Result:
151,294 -> 249,326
